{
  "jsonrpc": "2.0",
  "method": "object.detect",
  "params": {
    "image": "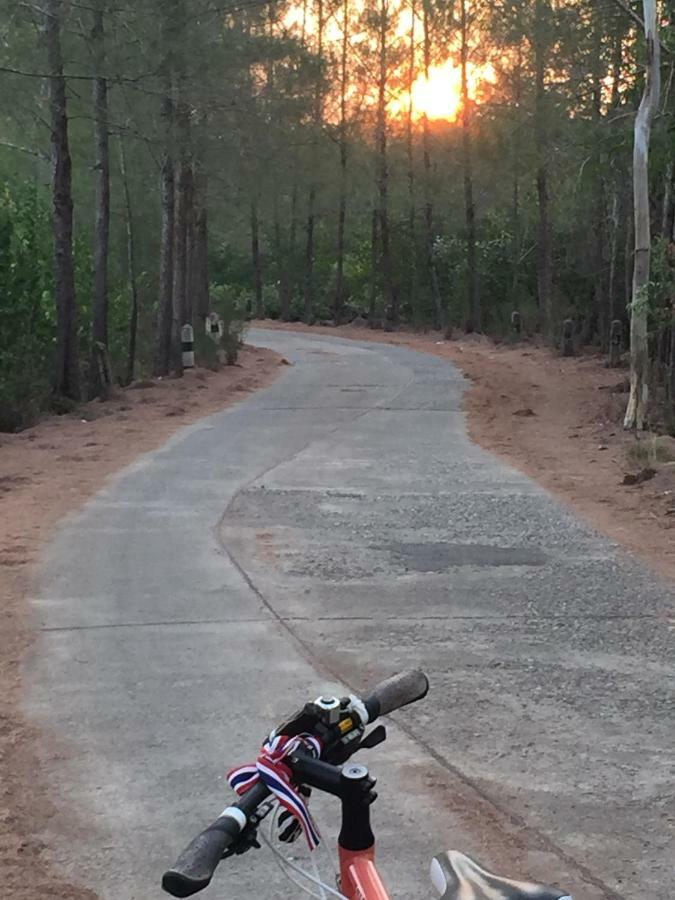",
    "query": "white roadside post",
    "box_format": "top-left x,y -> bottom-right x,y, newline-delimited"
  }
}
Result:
181,324 -> 195,369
